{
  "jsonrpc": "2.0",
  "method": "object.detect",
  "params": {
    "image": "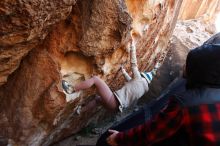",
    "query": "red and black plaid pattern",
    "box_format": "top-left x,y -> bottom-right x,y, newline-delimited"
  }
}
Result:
116,98 -> 220,146
184,103 -> 220,146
